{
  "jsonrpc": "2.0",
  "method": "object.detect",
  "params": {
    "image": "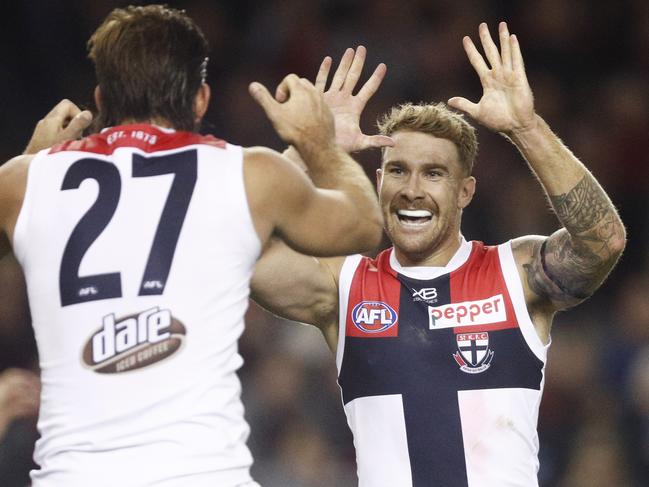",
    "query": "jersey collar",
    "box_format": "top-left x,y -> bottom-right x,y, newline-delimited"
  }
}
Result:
389,237 -> 473,280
